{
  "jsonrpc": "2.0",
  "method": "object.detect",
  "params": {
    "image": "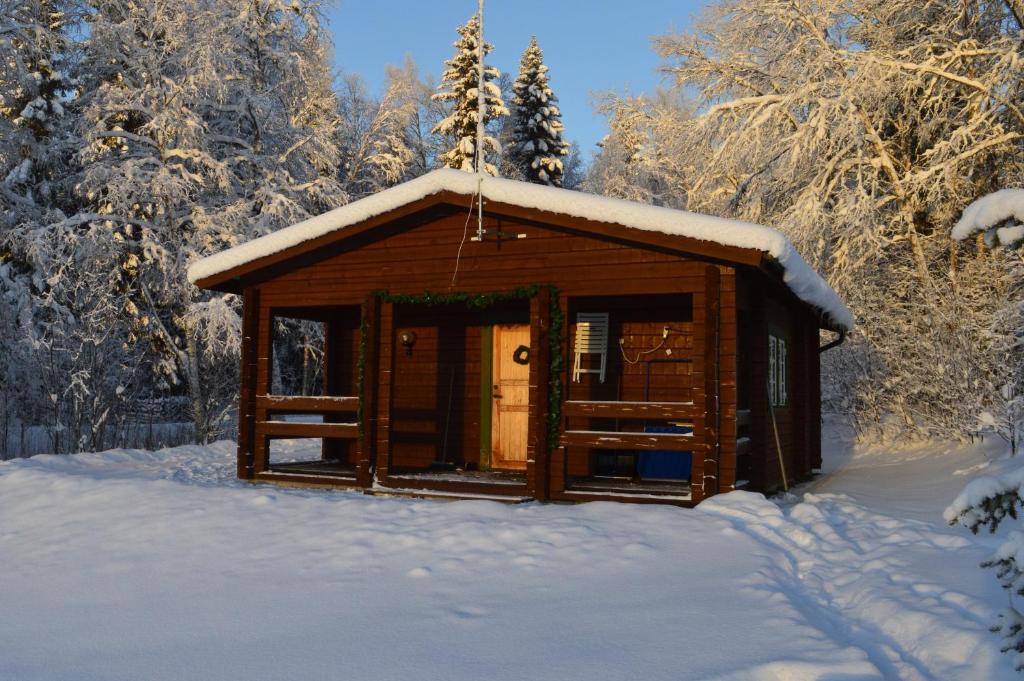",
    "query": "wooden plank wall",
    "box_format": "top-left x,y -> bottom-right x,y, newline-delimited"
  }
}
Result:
702,266 -> 721,498
256,213 -> 729,306
252,296 -> 274,472
741,272 -> 819,493
322,308 -> 361,465
807,315 -> 823,470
